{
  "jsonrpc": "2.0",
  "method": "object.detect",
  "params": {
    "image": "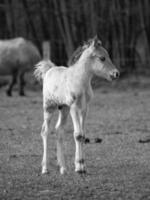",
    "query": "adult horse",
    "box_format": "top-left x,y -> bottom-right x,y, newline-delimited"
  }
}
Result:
34,36 -> 119,175
0,37 -> 41,96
